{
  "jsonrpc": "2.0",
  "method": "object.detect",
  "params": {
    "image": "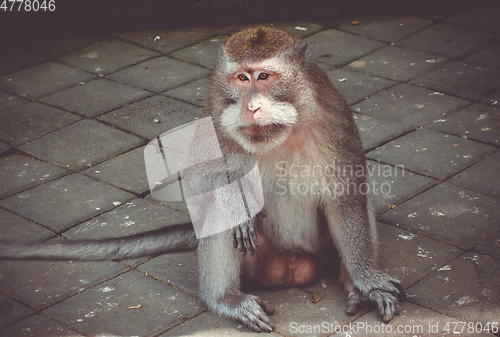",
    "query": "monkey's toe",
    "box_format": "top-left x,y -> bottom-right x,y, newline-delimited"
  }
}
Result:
345,293 -> 360,316
369,290 -> 401,323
